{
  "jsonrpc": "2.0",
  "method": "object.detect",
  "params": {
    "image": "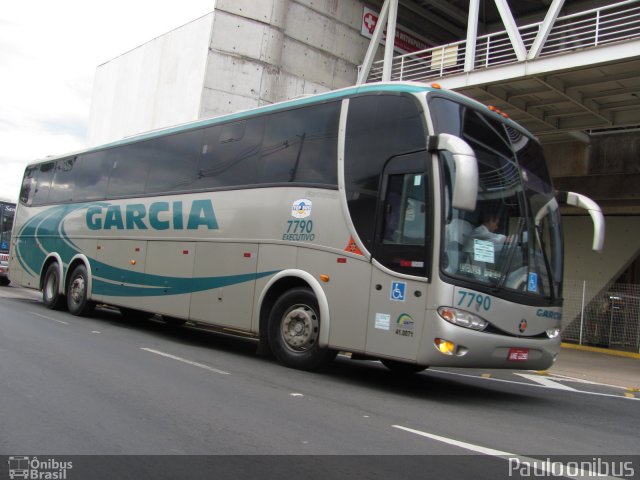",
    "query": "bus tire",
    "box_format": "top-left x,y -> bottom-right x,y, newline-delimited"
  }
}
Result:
43,263 -> 66,310
267,287 -> 336,371
381,359 -> 427,374
66,264 -> 95,316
